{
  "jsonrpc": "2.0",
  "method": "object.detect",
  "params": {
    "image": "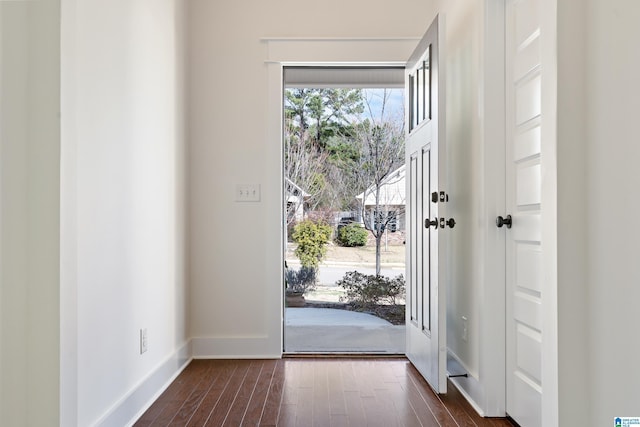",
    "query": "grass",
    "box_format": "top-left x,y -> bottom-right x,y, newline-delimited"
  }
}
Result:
286,241 -> 406,265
